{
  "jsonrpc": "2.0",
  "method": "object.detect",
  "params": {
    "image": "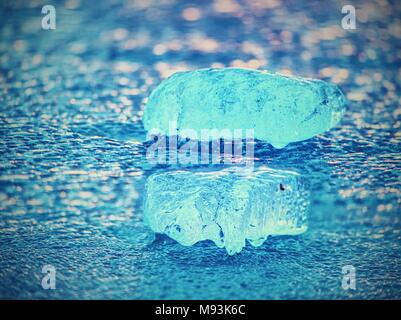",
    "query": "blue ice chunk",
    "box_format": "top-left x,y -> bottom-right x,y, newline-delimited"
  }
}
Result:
143,68 -> 346,149
144,167 -> 309,255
